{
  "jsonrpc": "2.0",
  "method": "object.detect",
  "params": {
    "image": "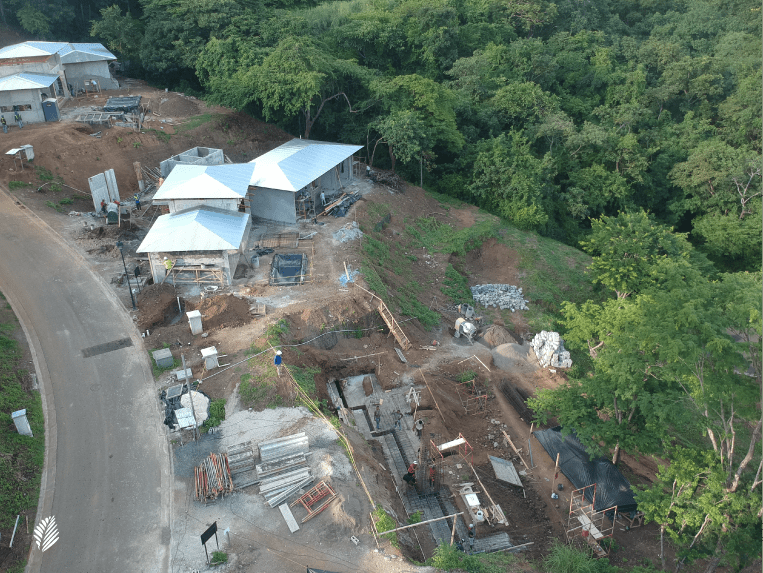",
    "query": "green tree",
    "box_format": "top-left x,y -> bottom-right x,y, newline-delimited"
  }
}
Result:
469,131 -> 551,230
90,5 -> 144,61
16,2 -> 50,35
369,110 -> 430,173
579,210 -> 708,299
